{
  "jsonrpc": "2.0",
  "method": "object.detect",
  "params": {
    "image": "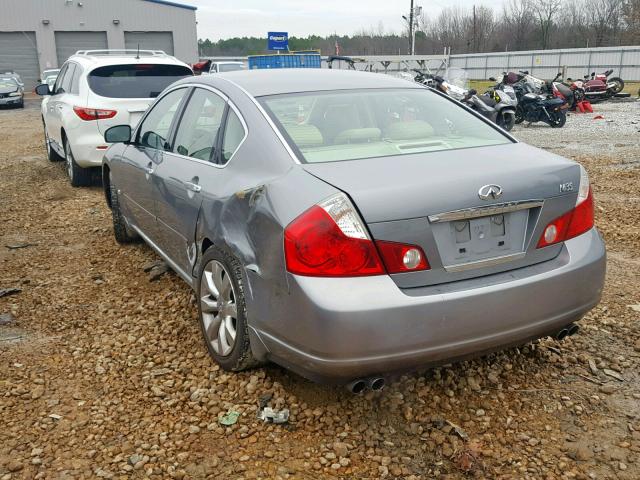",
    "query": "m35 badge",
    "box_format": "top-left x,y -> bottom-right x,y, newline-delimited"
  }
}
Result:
559,182 -> 574,193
